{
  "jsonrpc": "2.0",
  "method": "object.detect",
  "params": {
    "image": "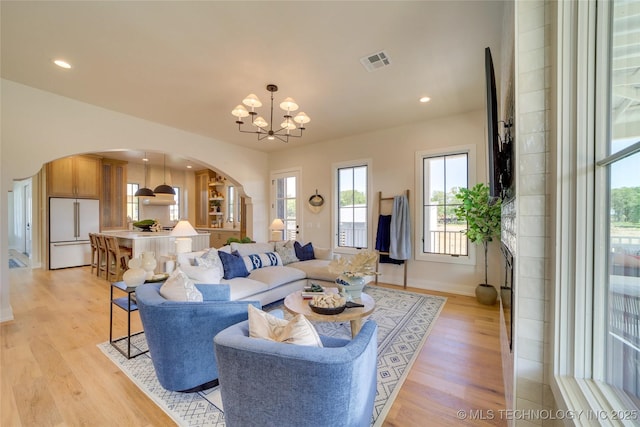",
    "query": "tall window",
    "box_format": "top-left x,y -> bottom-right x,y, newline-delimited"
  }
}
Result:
422,153 -> 468,256
598,0 -> 640,404
337,163 -> 368,249
272,171 -> 299,240
227,186 -> 235,223
126,183 -> 139,221
169,187 -> 180,221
